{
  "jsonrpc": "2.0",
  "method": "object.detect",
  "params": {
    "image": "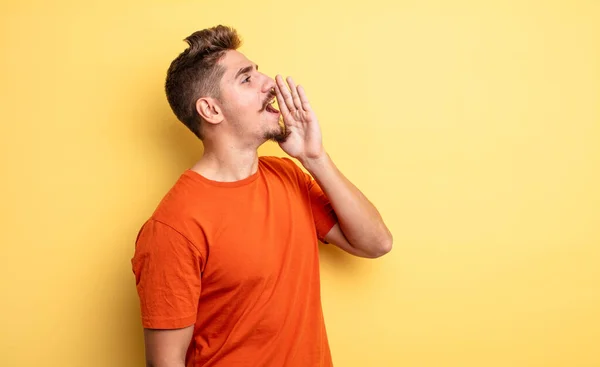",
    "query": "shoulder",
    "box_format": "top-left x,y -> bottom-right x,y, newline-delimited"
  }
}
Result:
138,172 -> 210,249
260,155 -> 313,189
259,155 -> 305,178
133,217 -> 204,260
135,217 -> 189,245
150,173 -> 197,220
